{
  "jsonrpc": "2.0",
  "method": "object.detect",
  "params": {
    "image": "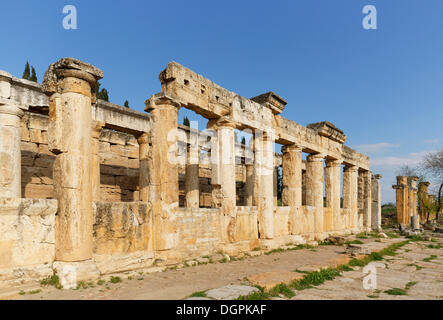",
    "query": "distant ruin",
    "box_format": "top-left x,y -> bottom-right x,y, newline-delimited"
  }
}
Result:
0,58 -> 380,287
